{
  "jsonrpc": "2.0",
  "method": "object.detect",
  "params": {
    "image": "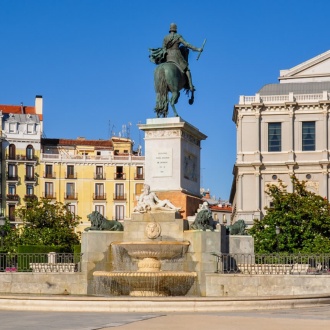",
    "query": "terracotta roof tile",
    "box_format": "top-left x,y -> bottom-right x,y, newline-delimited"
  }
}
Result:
0,105 -> 42,120
42,138 -> 114,148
